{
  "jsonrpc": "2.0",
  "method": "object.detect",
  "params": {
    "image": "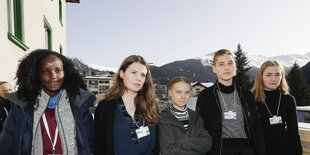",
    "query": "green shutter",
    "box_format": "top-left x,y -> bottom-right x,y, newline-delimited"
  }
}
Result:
7,0 -> 28,51
44,16 -> 52,50
59,0 -> 63,26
